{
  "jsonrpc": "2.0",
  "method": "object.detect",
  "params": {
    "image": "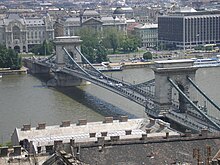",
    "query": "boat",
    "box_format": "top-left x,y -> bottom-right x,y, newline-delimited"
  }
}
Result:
193,58 -> 220,68
92,62 -> 123,72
